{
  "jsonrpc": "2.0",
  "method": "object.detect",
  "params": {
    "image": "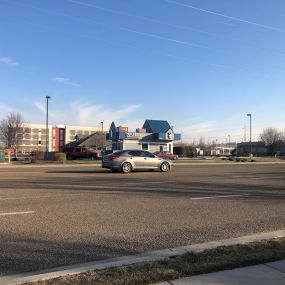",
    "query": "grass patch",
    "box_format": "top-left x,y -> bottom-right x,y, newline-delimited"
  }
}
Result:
175,157 -> 285,163
66,160 -> 102,164
251,157 -> 285,162
175,159 -> 232,163
23,237 -> 285,285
